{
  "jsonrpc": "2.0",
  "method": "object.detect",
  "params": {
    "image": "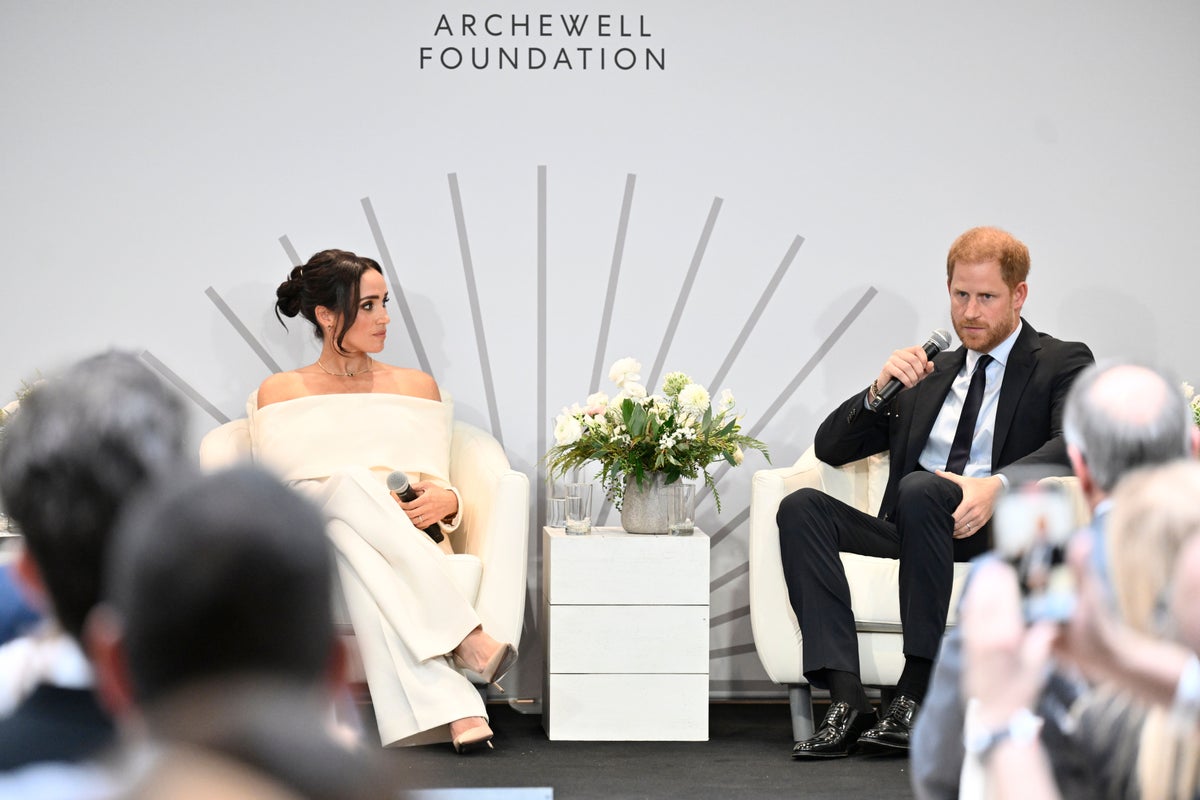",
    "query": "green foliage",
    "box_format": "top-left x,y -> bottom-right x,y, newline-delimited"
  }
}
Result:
547,361 -> 769,512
